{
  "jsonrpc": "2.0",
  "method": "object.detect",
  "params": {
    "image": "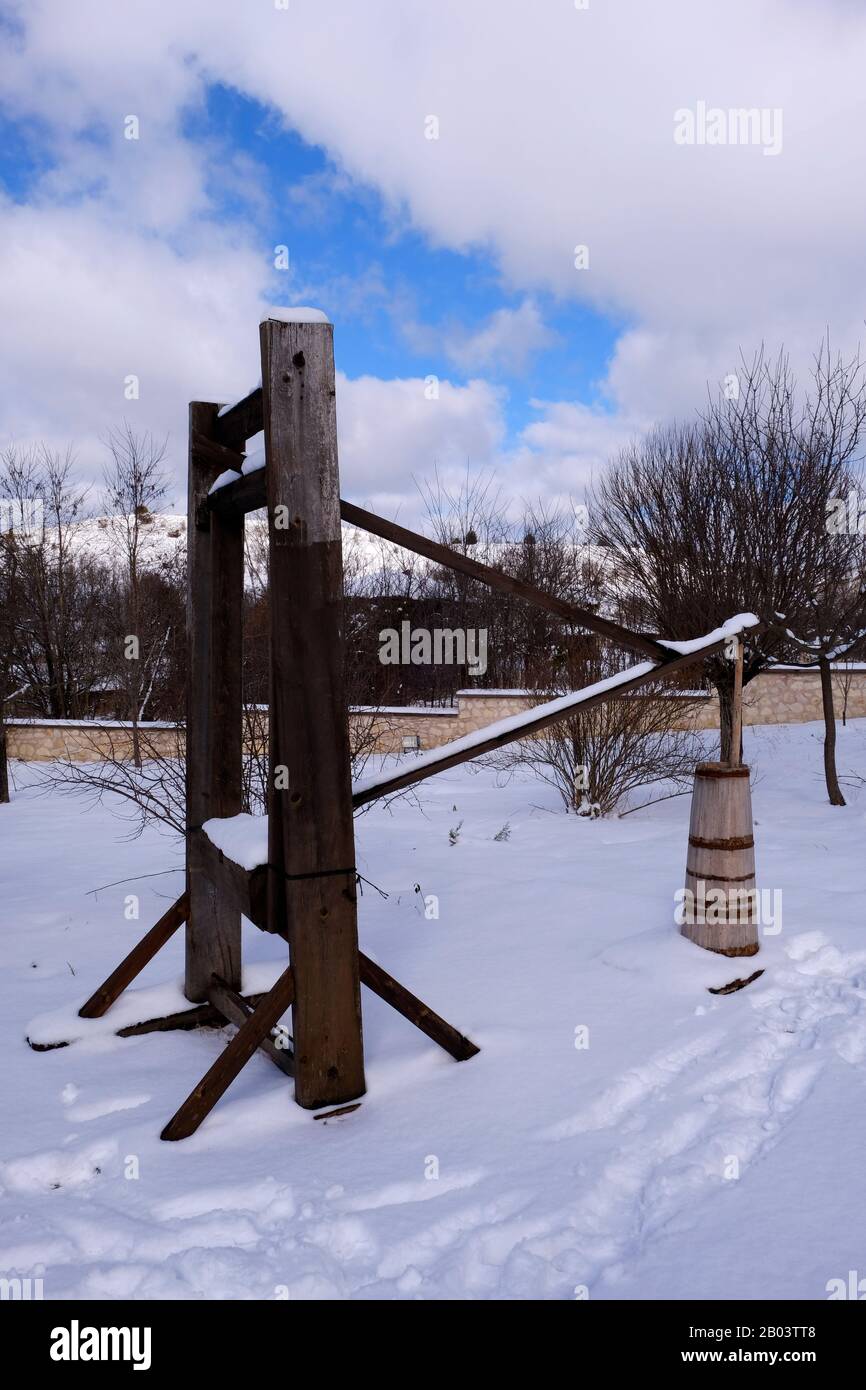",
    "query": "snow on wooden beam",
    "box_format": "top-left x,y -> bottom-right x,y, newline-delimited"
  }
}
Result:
213,388 -> 263,448
200,614 -> 761,849
351,613 -> 761,807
